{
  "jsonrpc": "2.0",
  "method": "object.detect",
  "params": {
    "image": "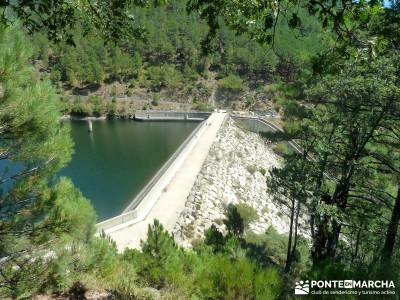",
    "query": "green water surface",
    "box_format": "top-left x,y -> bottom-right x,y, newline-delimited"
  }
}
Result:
60,120 -> 199,221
